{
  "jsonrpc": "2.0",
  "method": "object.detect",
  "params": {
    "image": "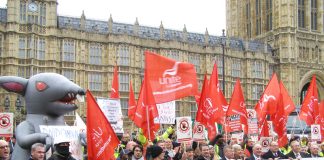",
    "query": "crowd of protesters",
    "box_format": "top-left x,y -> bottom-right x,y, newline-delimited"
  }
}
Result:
1,126 -> 324,159
113,126 -> 324,160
